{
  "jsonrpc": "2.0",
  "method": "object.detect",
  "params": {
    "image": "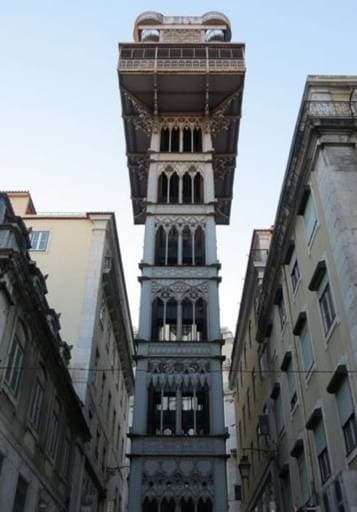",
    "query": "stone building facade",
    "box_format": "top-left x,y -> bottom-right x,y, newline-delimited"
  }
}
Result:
0,193 -> 90,511
230,77 -> 357,511
118,11 -> 245,512
8,191 -> 135,512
